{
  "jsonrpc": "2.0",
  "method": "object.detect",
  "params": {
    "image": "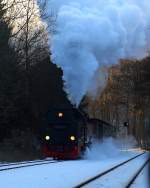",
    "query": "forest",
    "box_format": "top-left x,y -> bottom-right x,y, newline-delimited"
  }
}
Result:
85,57 -> 150,149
